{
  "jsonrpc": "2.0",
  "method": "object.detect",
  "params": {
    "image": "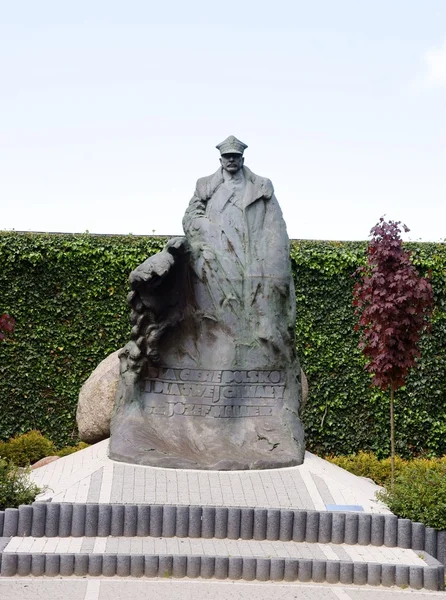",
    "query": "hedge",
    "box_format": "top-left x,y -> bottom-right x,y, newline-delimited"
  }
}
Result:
0,232 -> 445,456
